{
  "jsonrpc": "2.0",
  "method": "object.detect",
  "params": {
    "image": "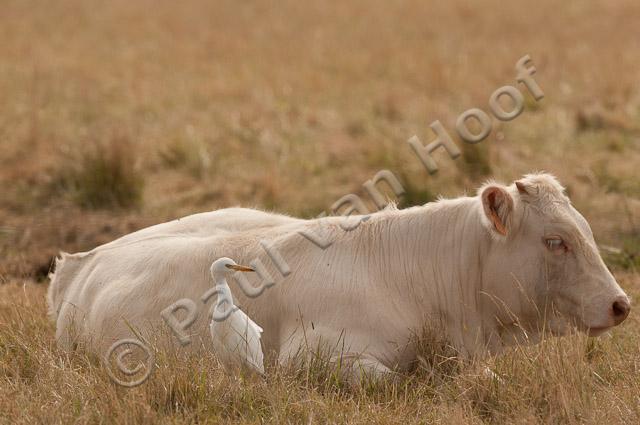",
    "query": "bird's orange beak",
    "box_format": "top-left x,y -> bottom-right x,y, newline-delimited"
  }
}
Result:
226,264 -> 255,272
